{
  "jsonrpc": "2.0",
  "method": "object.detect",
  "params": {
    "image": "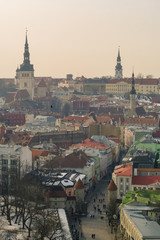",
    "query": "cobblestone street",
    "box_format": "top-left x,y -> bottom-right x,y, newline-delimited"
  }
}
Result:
80,180 -> 116,240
